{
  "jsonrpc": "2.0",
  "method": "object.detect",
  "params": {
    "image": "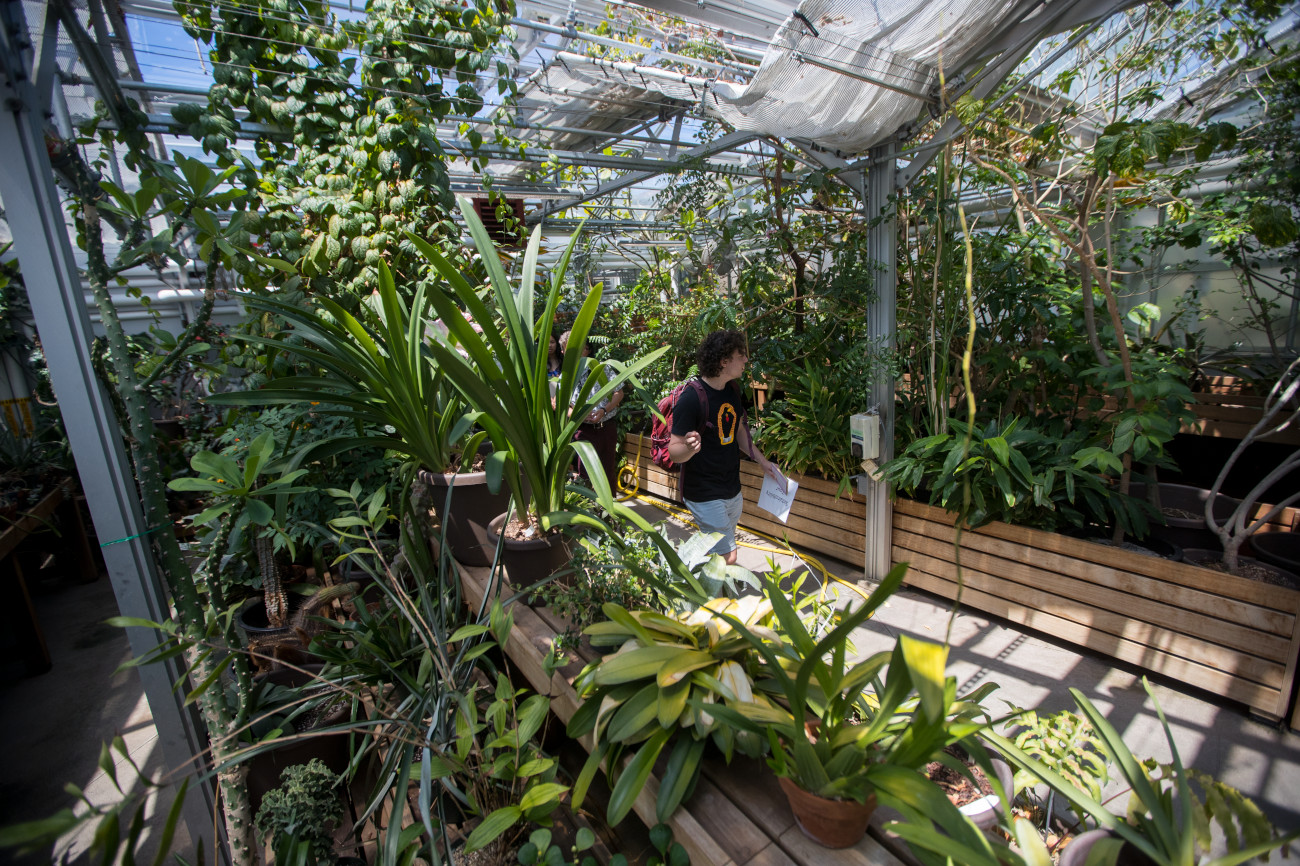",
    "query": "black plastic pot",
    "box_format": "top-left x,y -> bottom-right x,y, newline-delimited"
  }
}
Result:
1251,531 -> 1300,574
1183,548 -> 1299,587
1129,482 -> 1238,552
419,466 -> 512,567
235,594 -> 310,637
245,665 -> 357,815
1066,528 -> 1184,561
486,512 -> 573,592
